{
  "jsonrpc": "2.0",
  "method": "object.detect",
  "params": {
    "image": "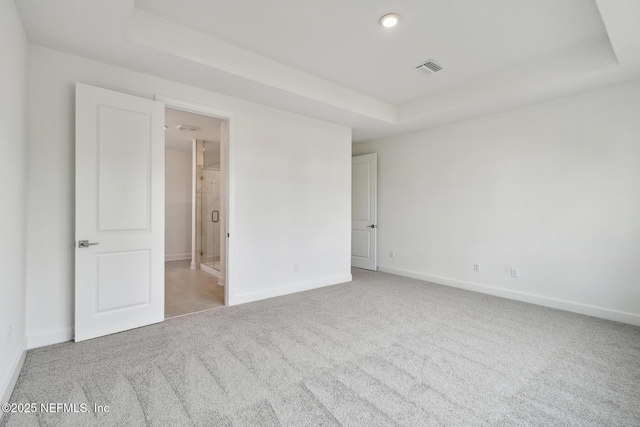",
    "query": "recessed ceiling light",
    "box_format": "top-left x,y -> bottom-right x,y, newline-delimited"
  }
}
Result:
380,13 -> 399,28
